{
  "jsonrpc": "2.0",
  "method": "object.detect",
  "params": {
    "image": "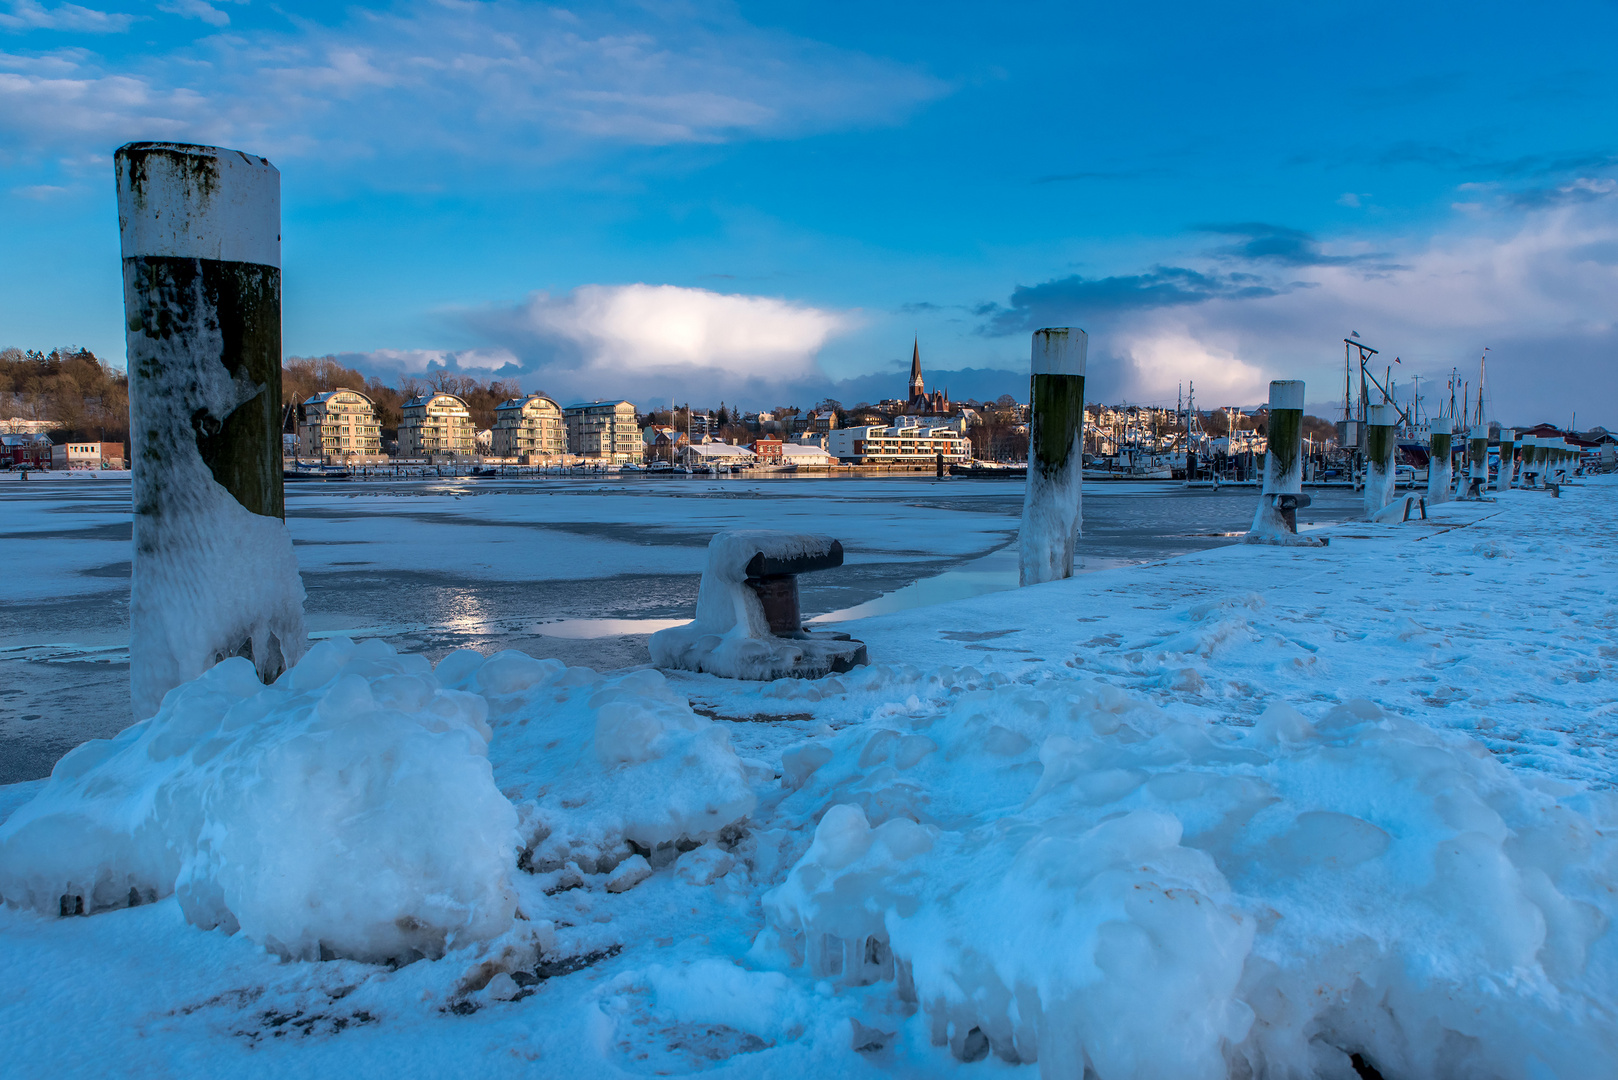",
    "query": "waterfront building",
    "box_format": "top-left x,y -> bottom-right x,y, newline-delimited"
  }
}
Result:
751,437 -> 783,464
398,392 -> 476,460
297,389 -> 384,463
50,440 -> 124,469
781,443 -> 837,467
825,418 -> 971,465
564,400 -> 639,461
678,441 -> 757,468
491,394 -> 566,460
